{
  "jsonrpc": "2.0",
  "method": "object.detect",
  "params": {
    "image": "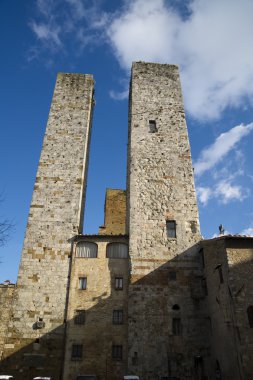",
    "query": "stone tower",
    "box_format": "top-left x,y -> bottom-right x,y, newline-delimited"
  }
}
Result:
127,62 -> 206,379
1,73 -> 94,379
